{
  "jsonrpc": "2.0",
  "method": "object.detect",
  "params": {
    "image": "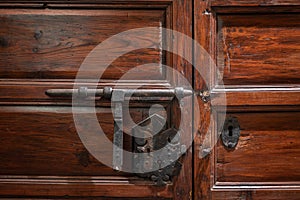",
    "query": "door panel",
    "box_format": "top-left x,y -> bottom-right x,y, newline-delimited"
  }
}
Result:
216,112 -> 300,183
194,0 -> 300,199
0,106 -> 139,176
0,9 -> 164,80
217,14 -> 300,86
0,0 -> 193,199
